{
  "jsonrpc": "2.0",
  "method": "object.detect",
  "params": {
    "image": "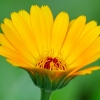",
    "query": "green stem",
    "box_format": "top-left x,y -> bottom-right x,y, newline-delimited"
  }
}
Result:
40,88 -> 52,100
